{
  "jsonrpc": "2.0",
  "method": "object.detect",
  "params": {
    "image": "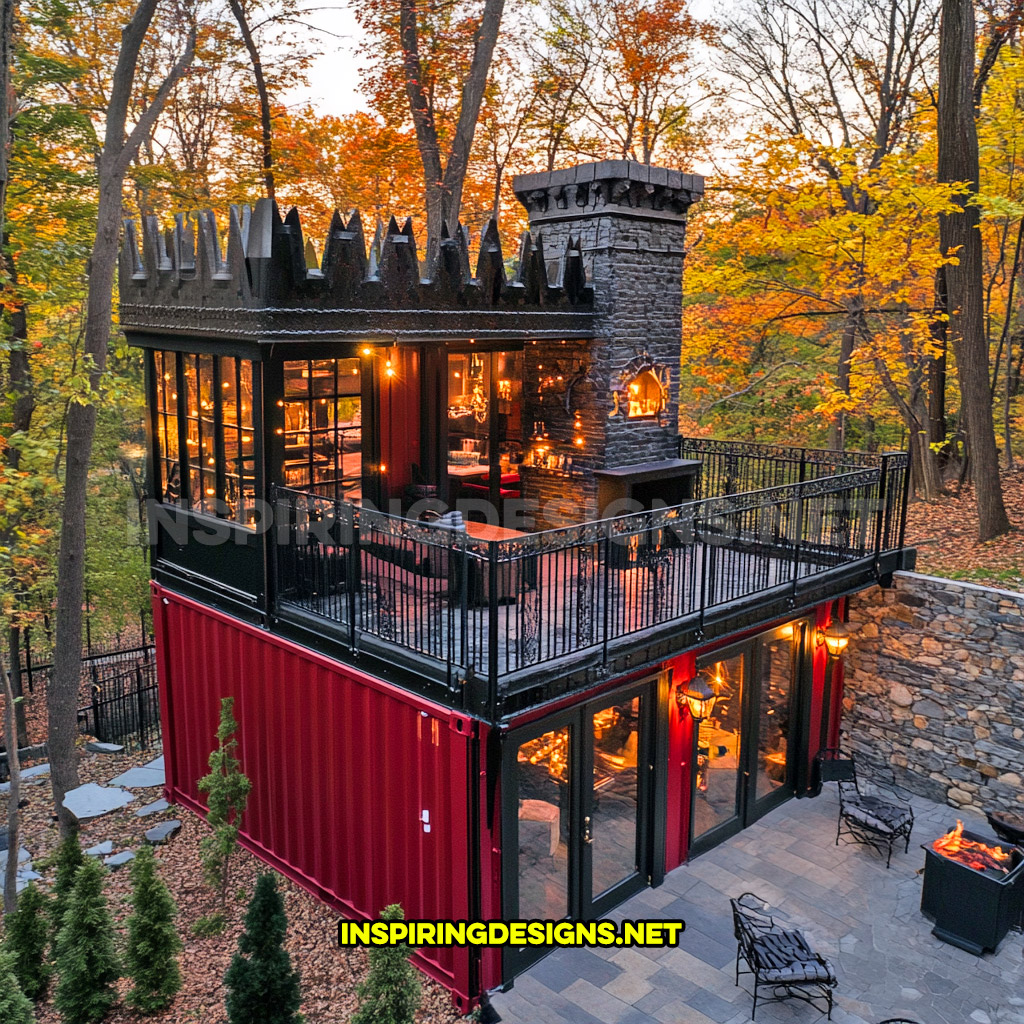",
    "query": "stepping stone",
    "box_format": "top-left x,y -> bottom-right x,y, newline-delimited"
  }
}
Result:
108,765 -> 164,788
15,868 -> 42,894
145,820 -> 181,845
63,783 -> 135,821
85,841 -> 114,857
135,798 -> 169,818
87,741 -> 124,754
103,850 -> 135,869
0,847 -> 31,870
21,763 -> 50,779
144,755 -> 165,771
